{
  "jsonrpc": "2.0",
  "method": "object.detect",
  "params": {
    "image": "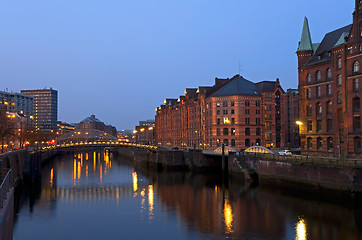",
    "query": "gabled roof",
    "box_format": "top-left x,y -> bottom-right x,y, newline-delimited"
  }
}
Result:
308,24 -> 352,65
210,75 -> 261,97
